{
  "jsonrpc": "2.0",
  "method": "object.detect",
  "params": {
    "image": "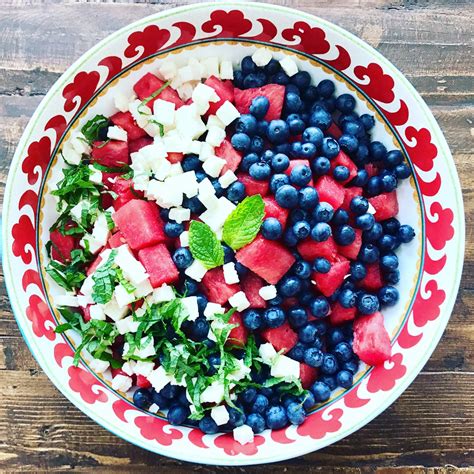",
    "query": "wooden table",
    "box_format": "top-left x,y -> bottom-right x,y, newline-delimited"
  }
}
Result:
0,1 -> 472,472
